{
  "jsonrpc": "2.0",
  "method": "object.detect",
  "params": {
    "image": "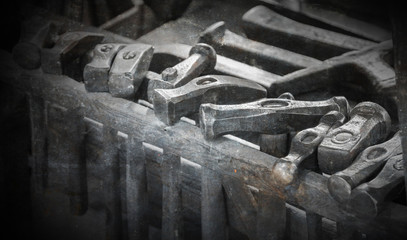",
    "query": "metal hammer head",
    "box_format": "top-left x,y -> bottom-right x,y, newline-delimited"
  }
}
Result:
318,102 -> 391,174
153,75 -> 267,125
200,96 -> 349,140
271,111 -> 346,186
